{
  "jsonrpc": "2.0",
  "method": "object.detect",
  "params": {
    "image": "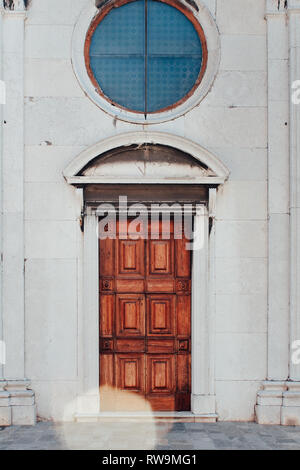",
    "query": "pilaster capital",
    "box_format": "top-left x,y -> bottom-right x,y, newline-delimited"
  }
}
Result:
3,0 -> 26,10
1,0 -> 27,17
266,0 -> 288,18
